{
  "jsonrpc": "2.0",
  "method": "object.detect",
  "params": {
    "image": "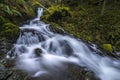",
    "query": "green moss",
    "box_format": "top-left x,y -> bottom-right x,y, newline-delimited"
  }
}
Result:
0,0 -> 38,42
102,44 -> 113,52
43,5 -> 71,23
85,36 -> 93,41
1,0 -> 120,52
